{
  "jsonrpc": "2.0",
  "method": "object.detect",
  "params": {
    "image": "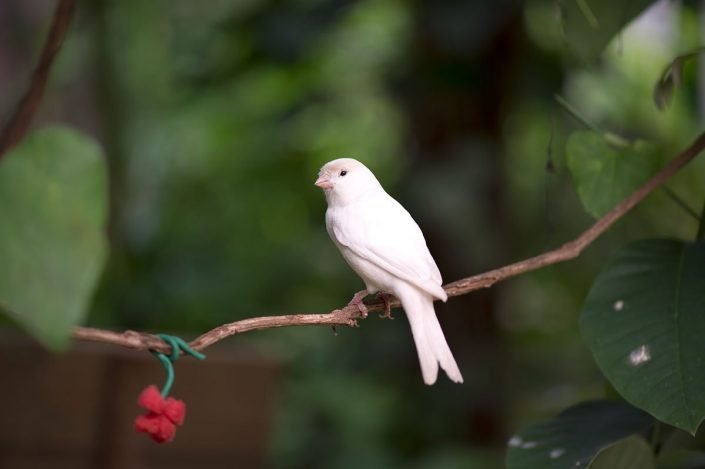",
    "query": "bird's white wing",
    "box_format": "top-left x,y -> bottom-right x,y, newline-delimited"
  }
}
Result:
329,194 -> 446,300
